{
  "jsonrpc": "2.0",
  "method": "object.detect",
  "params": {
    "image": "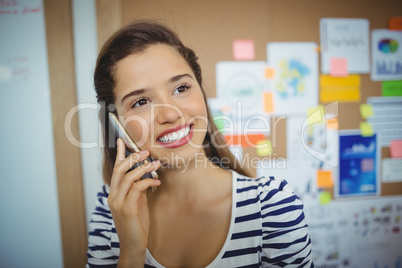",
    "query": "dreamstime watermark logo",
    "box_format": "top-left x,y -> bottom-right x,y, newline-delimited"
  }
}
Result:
64,100 -> 339,167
